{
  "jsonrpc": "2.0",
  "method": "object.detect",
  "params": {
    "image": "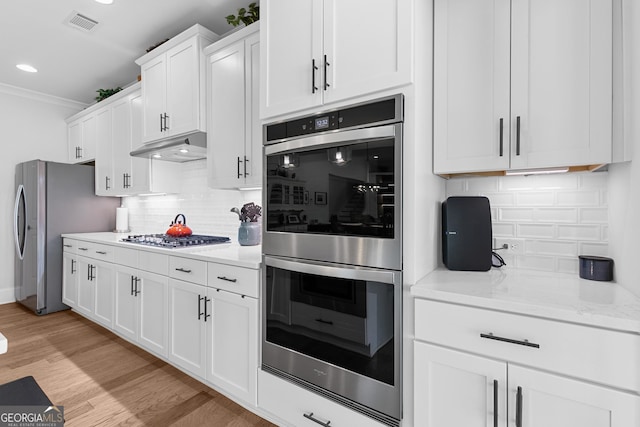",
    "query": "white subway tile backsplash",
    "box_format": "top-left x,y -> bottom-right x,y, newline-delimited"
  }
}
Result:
448,171 -> 609,274
557,225 -> 601,241
579,208 -> 608,224
556,190 -> 600,206
579,242 -> 609,257
557,258 -> 579,275
515,255 -> 556,271
492,223 -> 516,237
525,240 -> 578,257
517,224 -> 555,239
534,208 -> 577,223
499,208 -> 535,222
516,192 -> 555,206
